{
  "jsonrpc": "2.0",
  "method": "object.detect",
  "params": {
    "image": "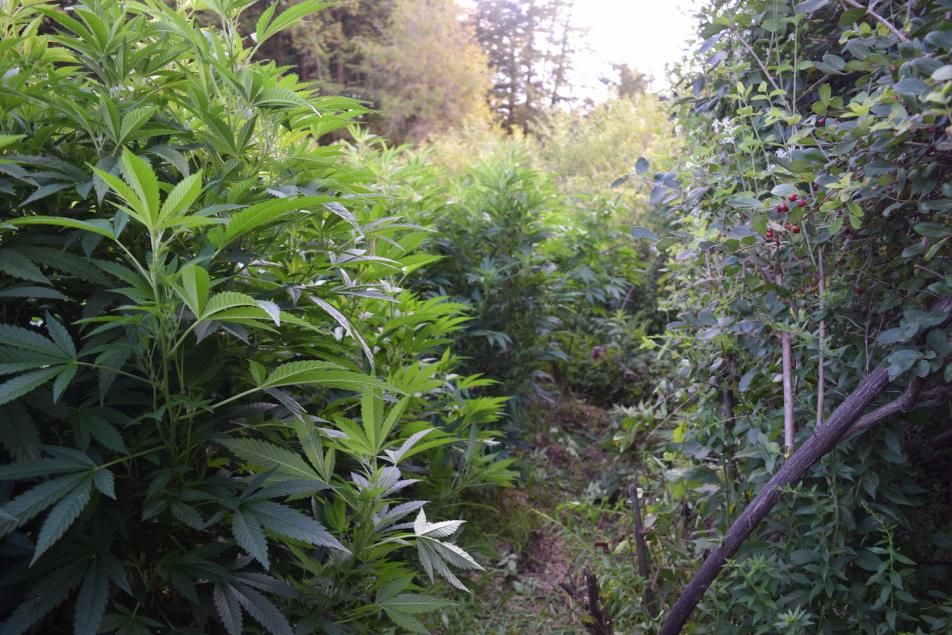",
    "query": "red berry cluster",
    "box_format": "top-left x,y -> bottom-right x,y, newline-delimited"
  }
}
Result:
764,192 -> 807,240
